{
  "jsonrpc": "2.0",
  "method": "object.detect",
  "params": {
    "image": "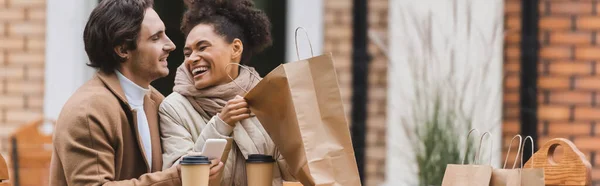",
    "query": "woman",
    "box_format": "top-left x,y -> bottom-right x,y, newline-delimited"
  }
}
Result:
159,0 -> 295,185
